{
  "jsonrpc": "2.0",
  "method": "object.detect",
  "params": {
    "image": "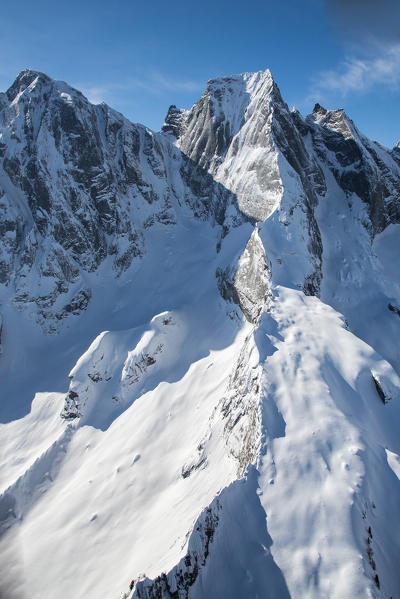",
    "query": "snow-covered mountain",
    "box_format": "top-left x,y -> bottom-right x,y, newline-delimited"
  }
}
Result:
1,68 -> 400,599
